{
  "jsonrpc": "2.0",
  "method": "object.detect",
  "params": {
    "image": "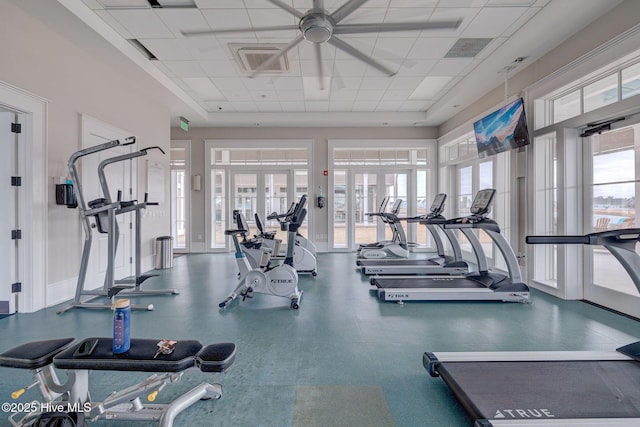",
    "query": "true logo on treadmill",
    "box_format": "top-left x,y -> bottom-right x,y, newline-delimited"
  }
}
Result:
387,293 -> 409,299
494,409 -> 555,419
270,279 -> 293,284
